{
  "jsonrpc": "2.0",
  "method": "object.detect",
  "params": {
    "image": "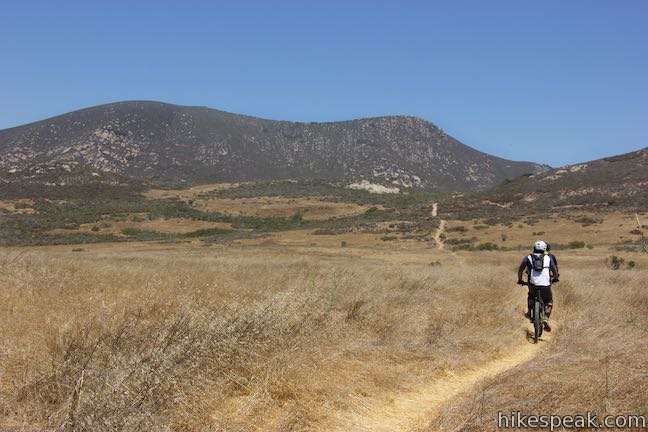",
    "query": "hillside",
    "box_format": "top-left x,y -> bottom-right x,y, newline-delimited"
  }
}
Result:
0,101 -> 546,194
442,146 -> 648,221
